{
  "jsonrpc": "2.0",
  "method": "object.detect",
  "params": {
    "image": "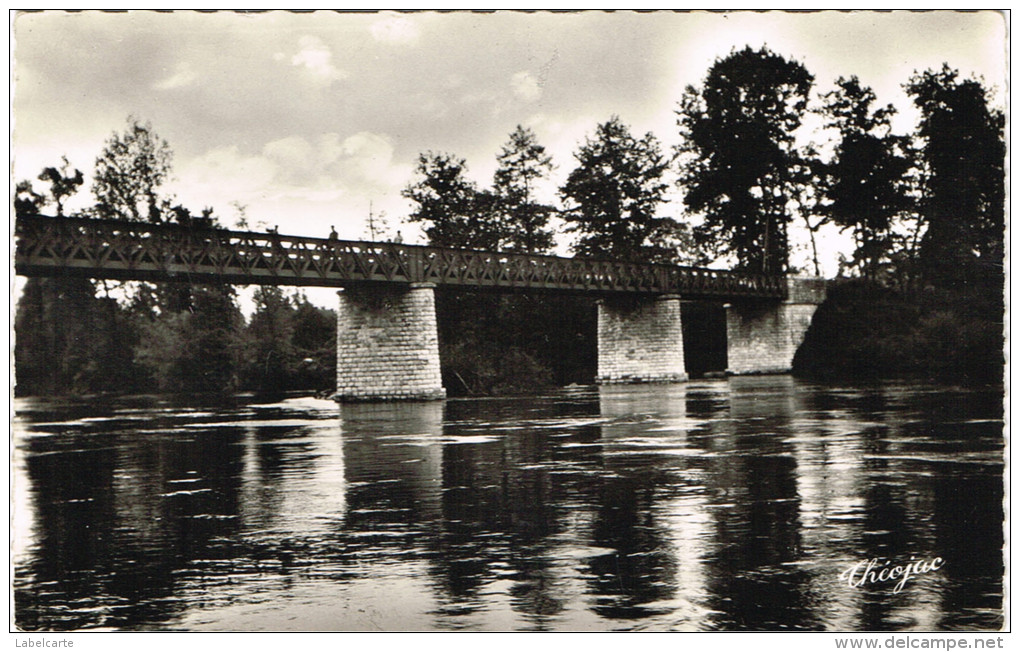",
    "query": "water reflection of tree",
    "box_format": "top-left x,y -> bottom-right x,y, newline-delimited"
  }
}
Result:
587,386 -> 689,621
698,377 -> 820,630
16,385 -> 1002,631
701,453 -> 818,629
933,466 -> 1003,629
425,400 -> 574,628
792,384 -> 1004,631
586,475 -> 679,619
15,424 -> 120,630
338,402 -> 444,557
922,390 -> 1004,630
14,399 -> 248,630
